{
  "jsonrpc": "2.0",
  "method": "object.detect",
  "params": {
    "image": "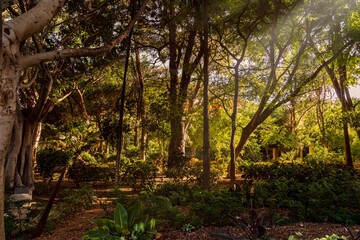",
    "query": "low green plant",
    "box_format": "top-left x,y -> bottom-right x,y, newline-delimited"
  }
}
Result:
182,223 -> 195,232
110,187 -> 129,207
187,189 -> 244,226
153,182 -> 192,206
314,235 -> 347,240
137,193 -> 182,227
83,202 -> 158,240
61,183 -> 95,215
4,198 -> 42,239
